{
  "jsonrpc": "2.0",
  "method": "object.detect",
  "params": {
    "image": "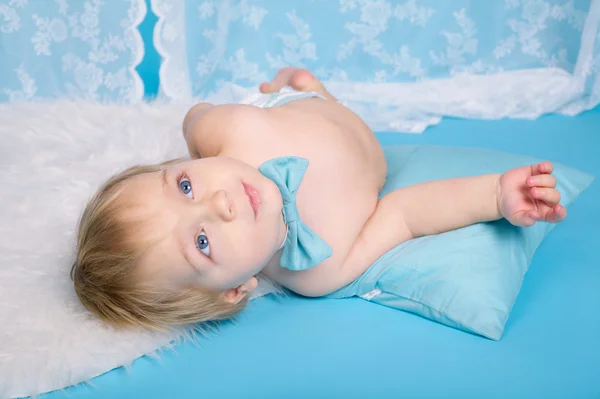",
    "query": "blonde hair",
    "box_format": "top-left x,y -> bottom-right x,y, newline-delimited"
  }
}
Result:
71,159 -> 247,330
